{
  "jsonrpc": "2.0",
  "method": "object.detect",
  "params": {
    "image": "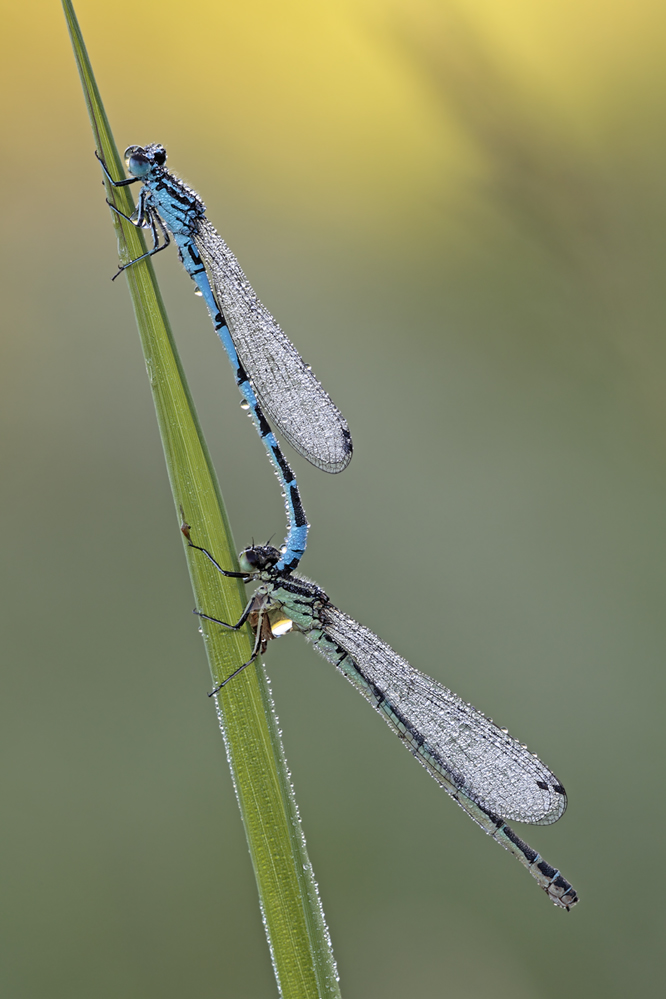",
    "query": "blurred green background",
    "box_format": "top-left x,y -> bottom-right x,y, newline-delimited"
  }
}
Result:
2,0 -> 665,995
